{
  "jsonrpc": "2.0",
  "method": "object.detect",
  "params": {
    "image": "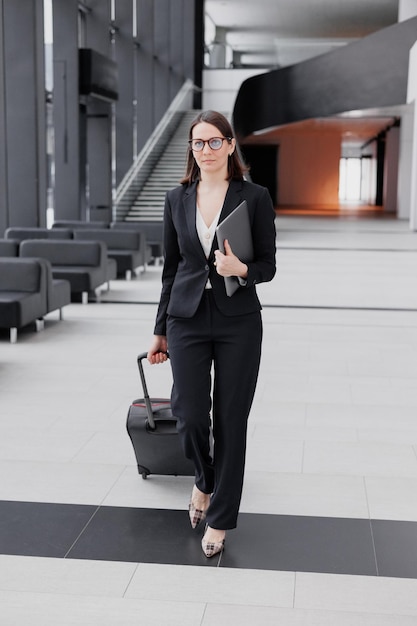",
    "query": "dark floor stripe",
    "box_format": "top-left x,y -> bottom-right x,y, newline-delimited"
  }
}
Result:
262,304 -> 417,312
99,300 -> 417,313
278,228 -> 413,235
1,500 -> 417,578
277,246 -> 417,252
